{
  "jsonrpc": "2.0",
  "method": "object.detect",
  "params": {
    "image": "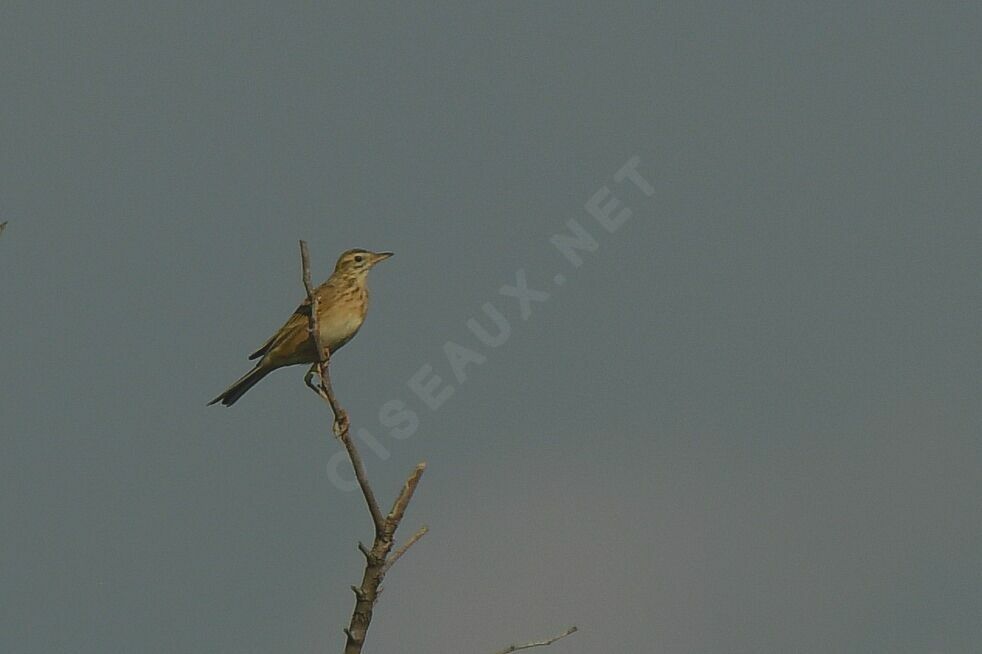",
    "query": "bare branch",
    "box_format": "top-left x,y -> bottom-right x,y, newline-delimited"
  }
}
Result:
493,626 -> 579,654
381,525 -> 429,574
297,242 -> 429,654
298,244 -> 569,654
0,221 -> 7,238
297,241 -> 573,654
